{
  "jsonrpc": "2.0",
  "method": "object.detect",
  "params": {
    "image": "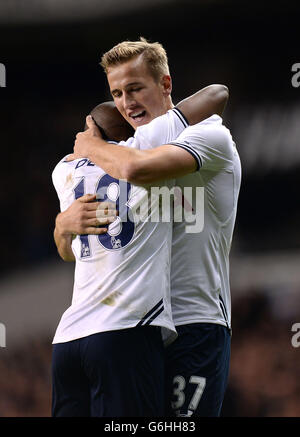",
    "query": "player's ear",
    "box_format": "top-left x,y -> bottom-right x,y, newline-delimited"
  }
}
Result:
161,74 -> 172,97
